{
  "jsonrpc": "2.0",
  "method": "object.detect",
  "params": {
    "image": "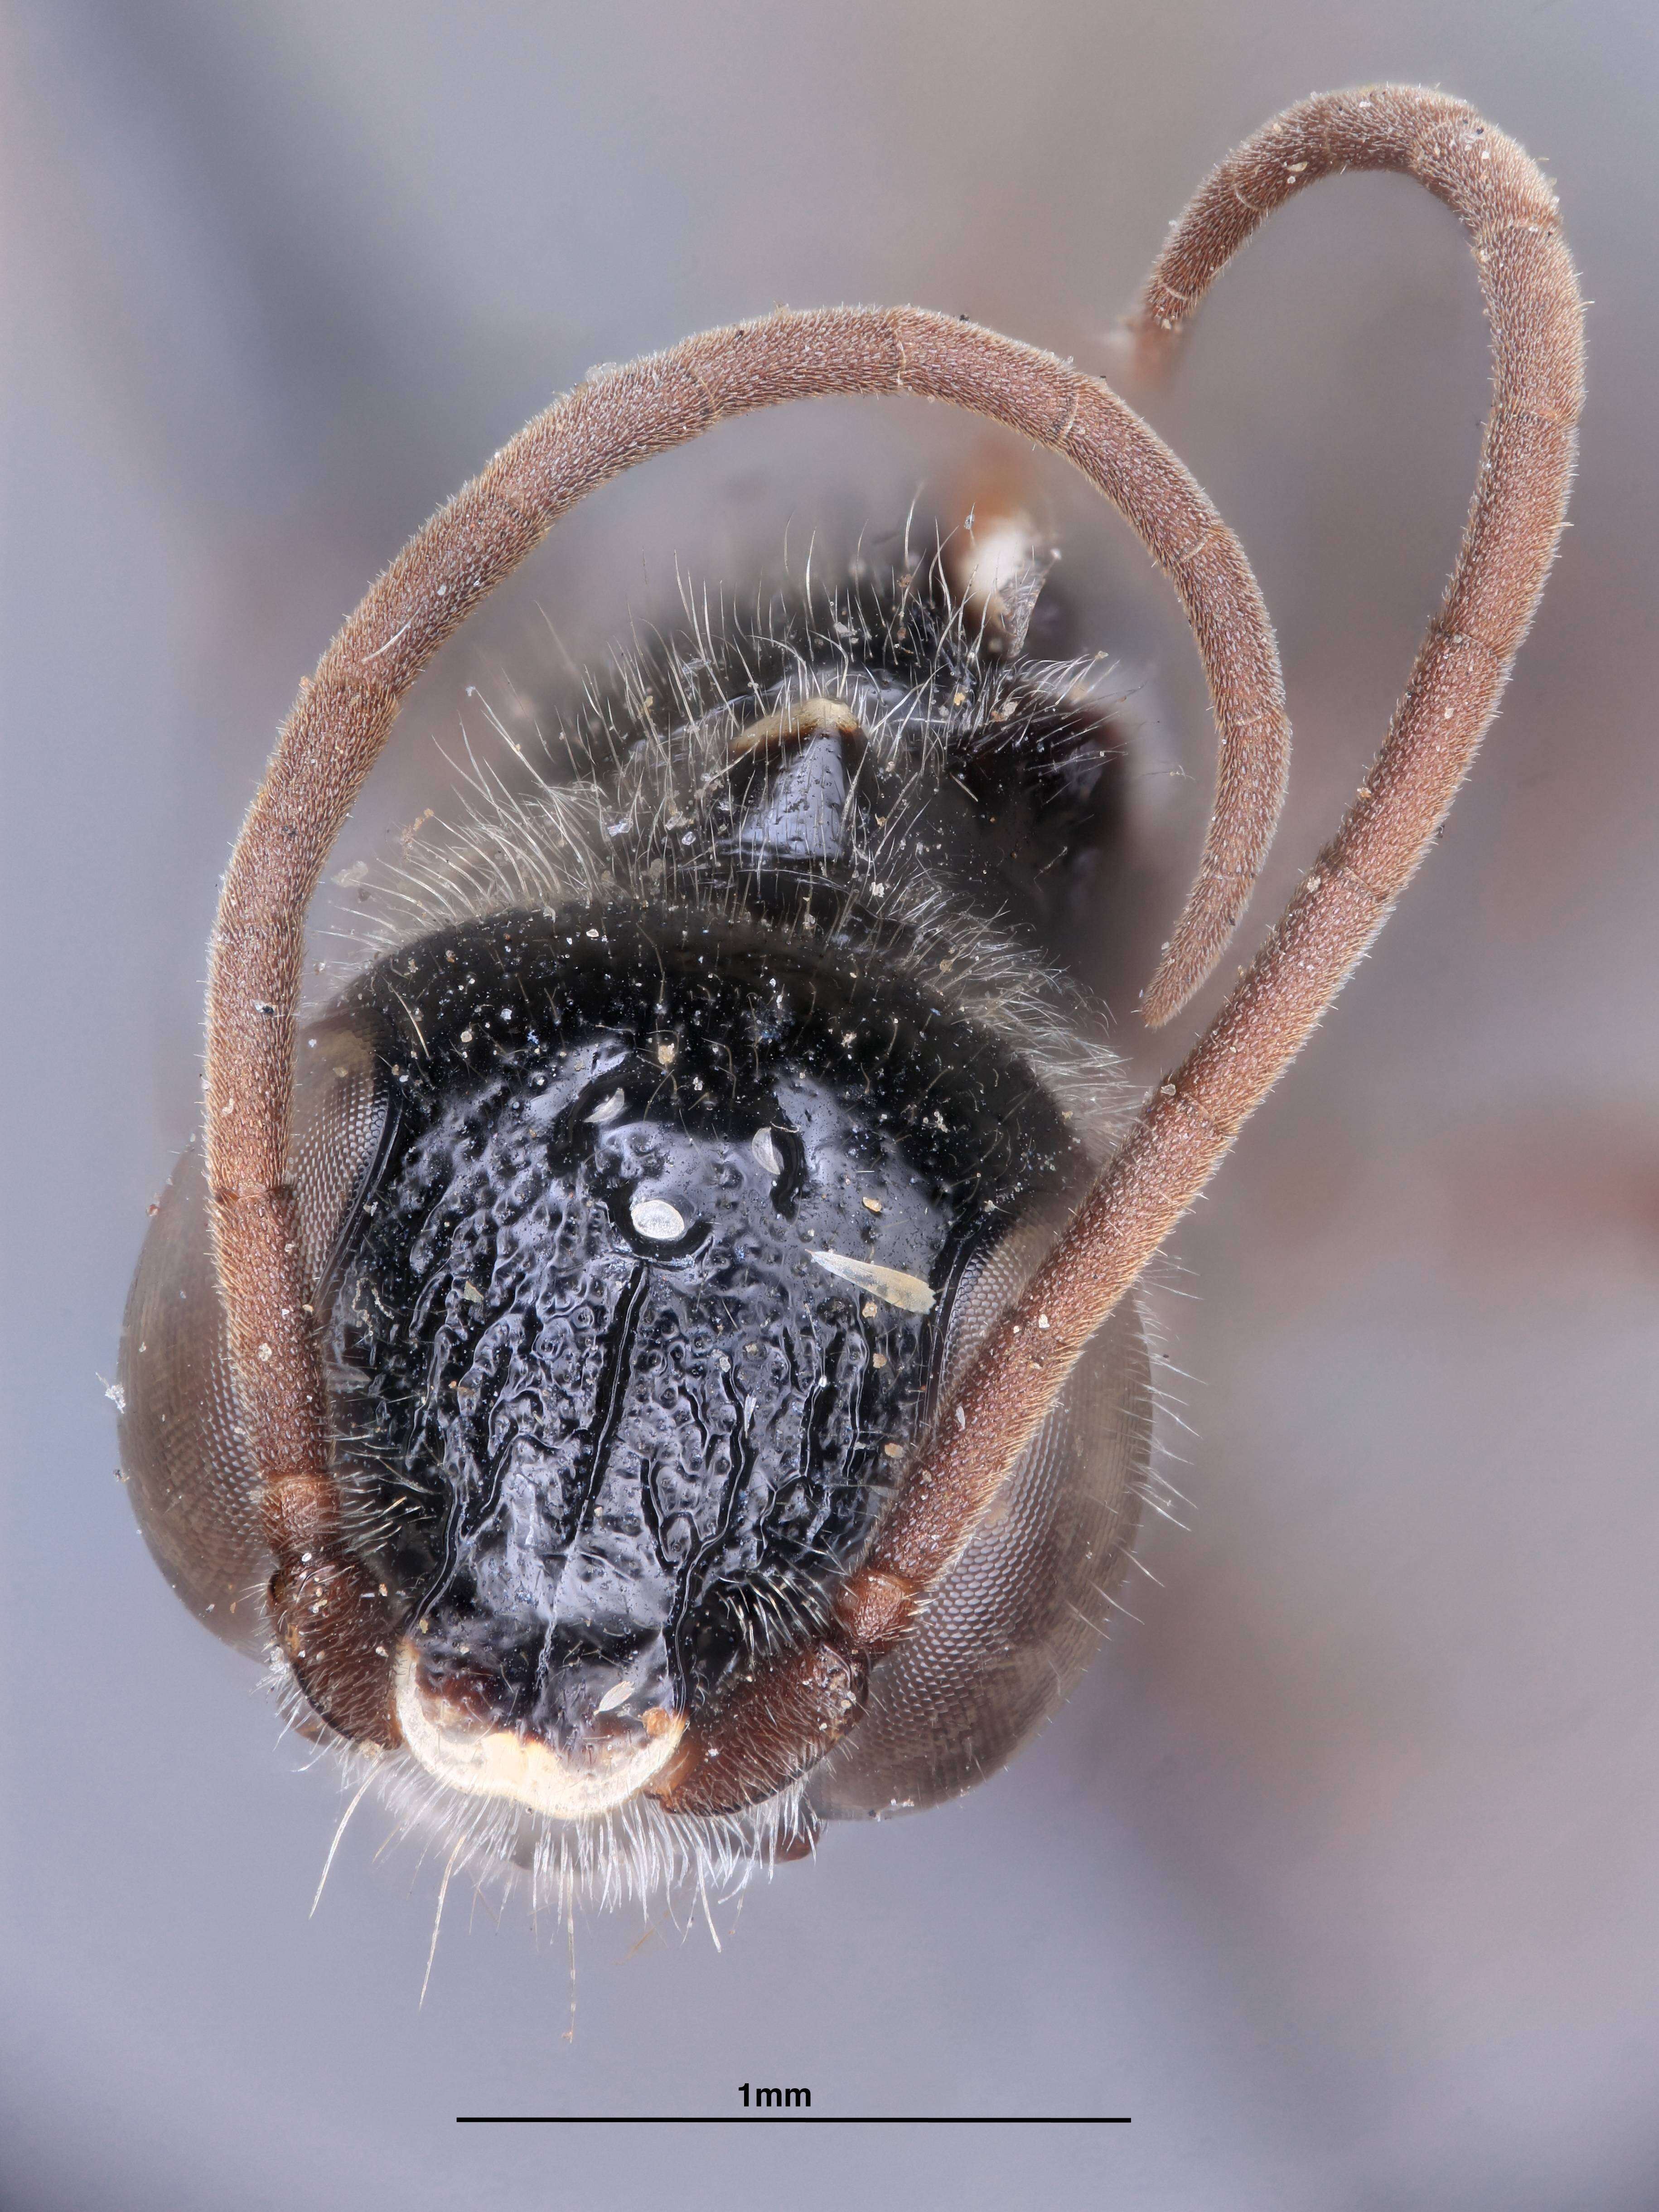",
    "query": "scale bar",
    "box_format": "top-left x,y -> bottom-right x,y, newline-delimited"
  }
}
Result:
457,2114 -> 1130,2125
